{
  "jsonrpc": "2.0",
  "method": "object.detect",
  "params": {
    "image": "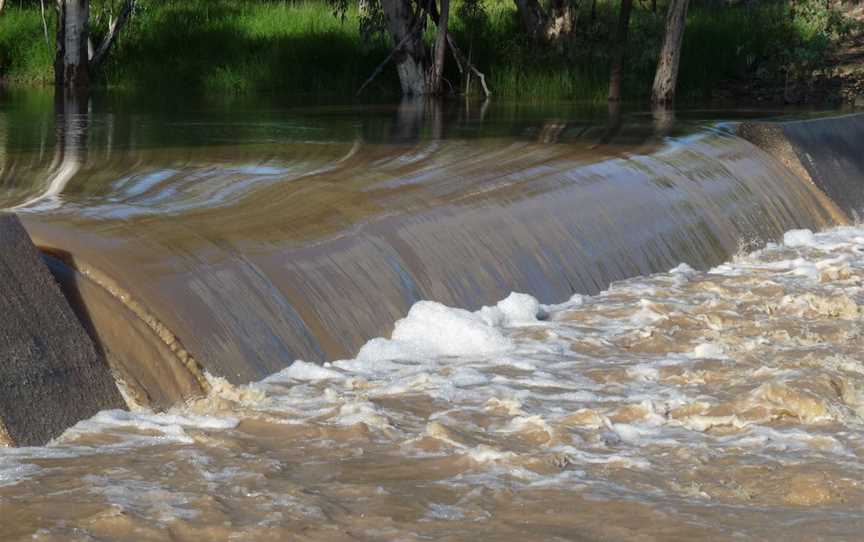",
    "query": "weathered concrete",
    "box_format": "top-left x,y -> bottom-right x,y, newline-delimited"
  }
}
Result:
738,113 -> 864,222
0,213 -> 124,447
